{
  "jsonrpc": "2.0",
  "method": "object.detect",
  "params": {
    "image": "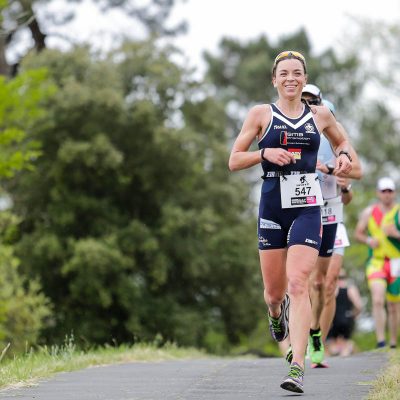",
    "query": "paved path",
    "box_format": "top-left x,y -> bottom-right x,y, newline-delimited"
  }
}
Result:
0,352 -> 387,399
